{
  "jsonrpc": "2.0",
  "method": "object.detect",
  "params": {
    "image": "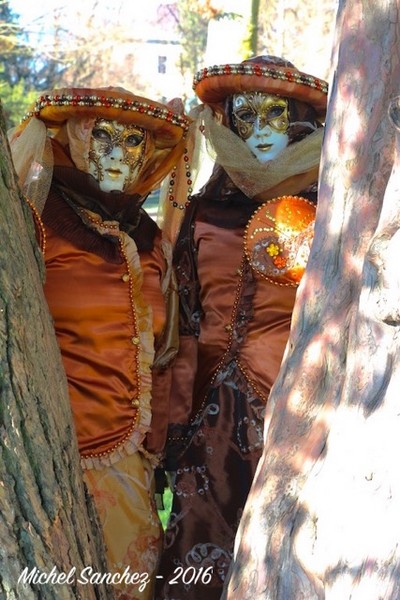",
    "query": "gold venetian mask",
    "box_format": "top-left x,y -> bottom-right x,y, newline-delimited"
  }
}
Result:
232,92 -> 289,138
89,119 -> 148,193
231,92 -> 290,163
